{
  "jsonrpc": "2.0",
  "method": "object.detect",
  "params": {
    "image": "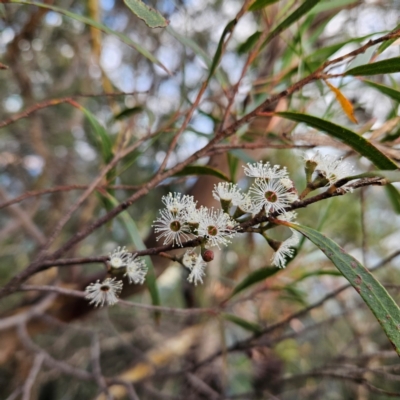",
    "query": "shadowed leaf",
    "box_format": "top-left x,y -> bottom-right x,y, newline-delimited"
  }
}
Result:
231,267 -> 280,298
